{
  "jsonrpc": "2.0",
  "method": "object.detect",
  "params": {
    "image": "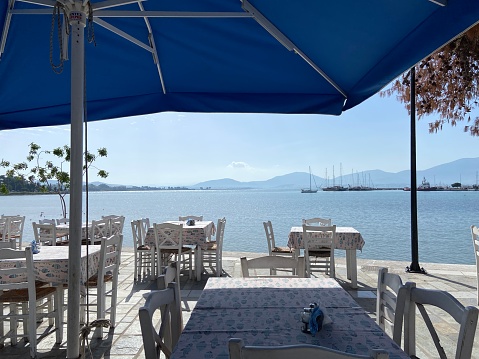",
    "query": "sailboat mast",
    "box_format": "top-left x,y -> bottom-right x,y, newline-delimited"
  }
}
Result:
309,166 -> 312,190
